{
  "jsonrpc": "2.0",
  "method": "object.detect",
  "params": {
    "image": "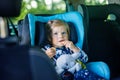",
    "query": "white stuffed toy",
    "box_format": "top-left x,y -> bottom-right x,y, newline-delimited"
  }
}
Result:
55,52 -> 82,74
